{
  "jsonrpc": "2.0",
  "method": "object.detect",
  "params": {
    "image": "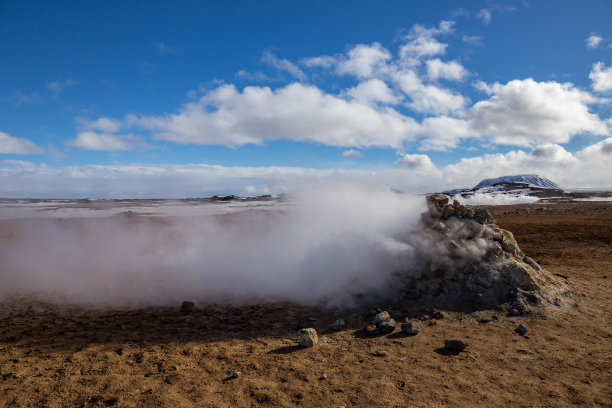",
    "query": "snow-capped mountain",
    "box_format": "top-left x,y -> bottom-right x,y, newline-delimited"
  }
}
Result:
474,174 -> 561,190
